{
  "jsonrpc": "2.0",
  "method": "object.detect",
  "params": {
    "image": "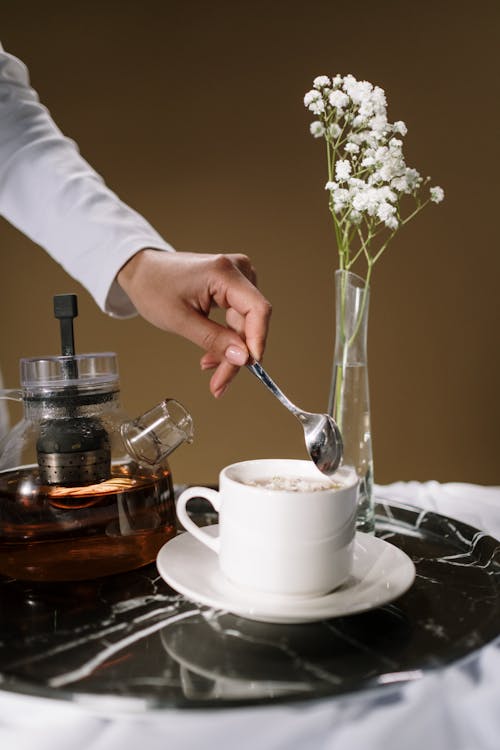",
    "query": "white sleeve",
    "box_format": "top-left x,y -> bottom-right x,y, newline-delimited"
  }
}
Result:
0,45 -> 175,317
